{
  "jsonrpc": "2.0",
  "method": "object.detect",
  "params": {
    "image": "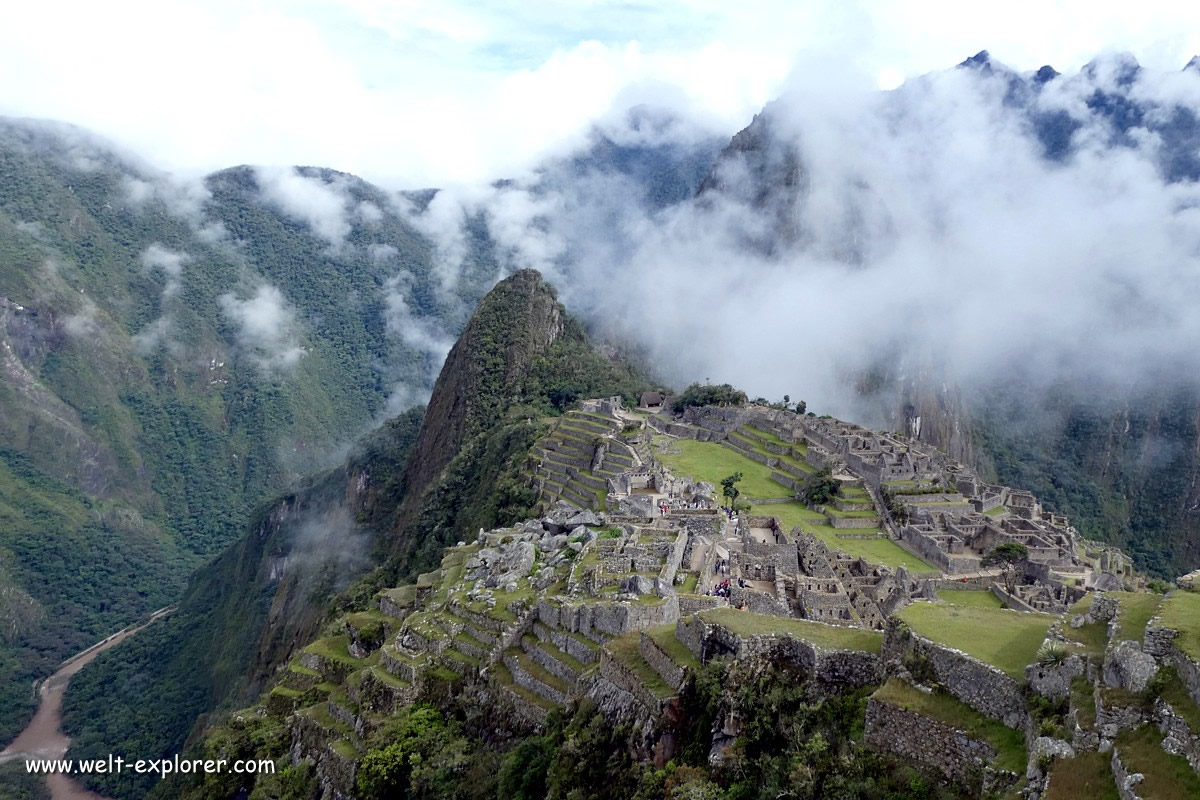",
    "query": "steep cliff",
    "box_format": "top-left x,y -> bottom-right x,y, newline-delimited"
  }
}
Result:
395,269 -> 564,513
